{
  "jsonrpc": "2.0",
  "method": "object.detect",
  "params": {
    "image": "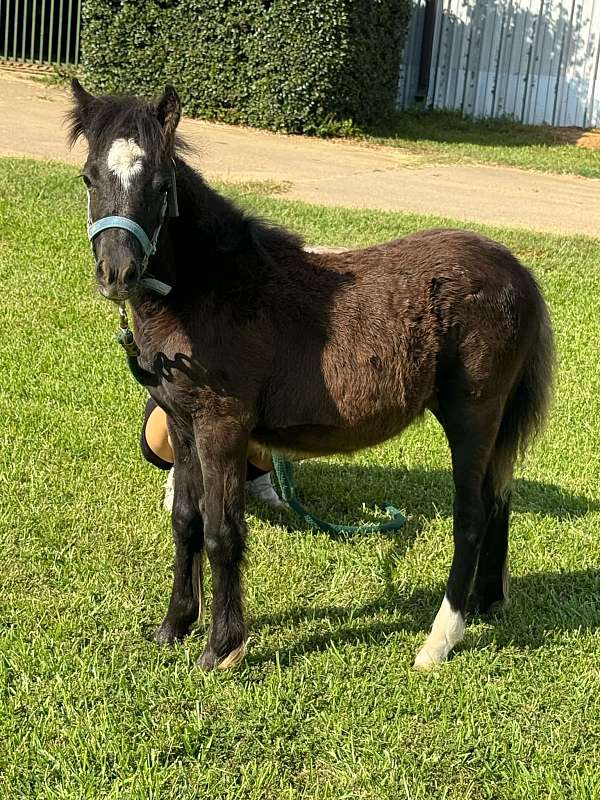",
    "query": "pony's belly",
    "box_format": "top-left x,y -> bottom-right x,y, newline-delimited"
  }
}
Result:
251,411 -> 416,459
